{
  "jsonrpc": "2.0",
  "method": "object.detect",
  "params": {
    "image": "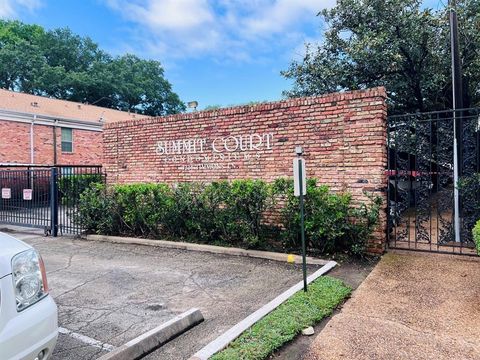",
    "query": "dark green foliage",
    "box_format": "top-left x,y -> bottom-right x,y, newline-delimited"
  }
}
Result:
460,173 -> 480,256
112,183 -> 173,237
76,184 -> 118,235
211,276 -> 351,360
225,180 -> 275,247
58,173 -> 103,206
0,20 -> 185,116
282,0 -> 480,113
458,173 -> 480,245
273,178 -> 382,256
347,194 -> 383,256
473,219 -> 480,255
76,180 -> 274,249
458,173 -> 480,212
0,20 -> 45,92
76,179 -> 381,255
